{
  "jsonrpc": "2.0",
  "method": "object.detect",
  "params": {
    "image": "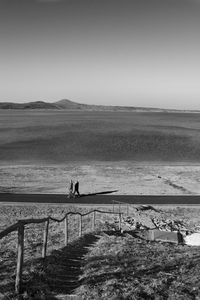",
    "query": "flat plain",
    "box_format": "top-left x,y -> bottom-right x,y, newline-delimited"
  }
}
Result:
0,110 -> 200,194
